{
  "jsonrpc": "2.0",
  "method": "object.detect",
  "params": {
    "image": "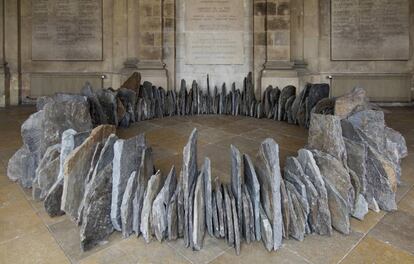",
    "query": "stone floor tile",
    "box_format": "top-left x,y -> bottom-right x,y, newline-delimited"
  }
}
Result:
49,219 -> 123,262
80,237 -> 191,264
167,235 -> 230,264
339,236 -> 414,264
214,136 -> 260,155
368,210 -> 414,254
154,153 -> 184,177
117,122 -> 160,140
0,184 -> 45,243
284,230 -> 364,264
398,188 -> 414,215
198,128 -> 234,144
350,210 -> 386,234
0,226 -> 70,264
210,241 -> 311,264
